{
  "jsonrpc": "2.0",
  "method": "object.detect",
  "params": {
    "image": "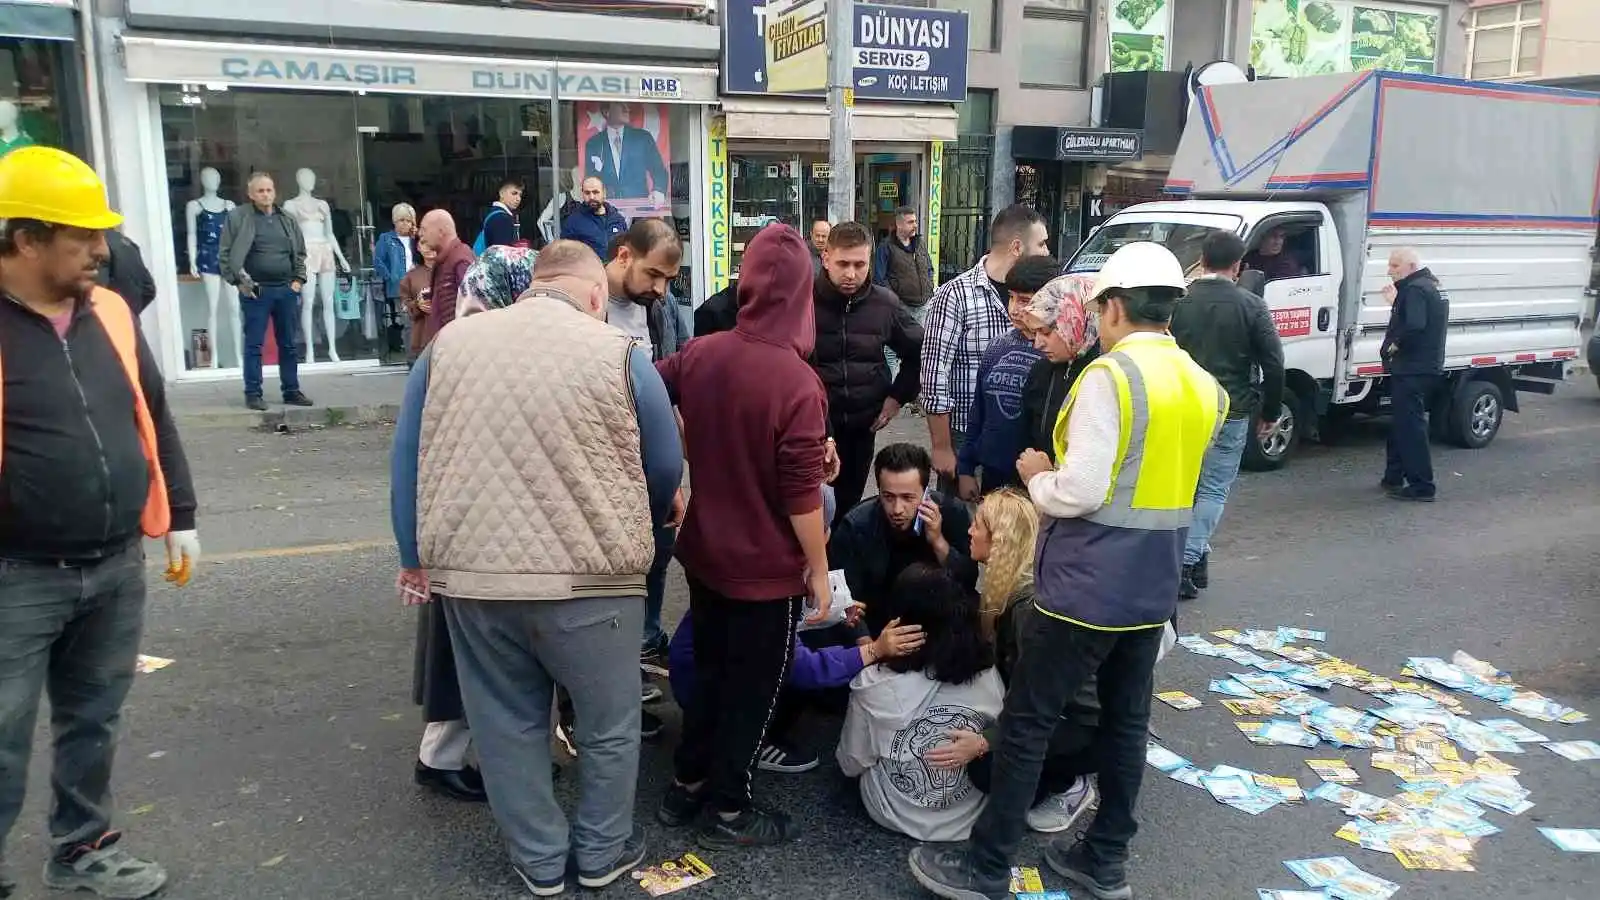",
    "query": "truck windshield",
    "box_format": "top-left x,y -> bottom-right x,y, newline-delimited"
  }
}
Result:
1067,215 -> 1244,275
